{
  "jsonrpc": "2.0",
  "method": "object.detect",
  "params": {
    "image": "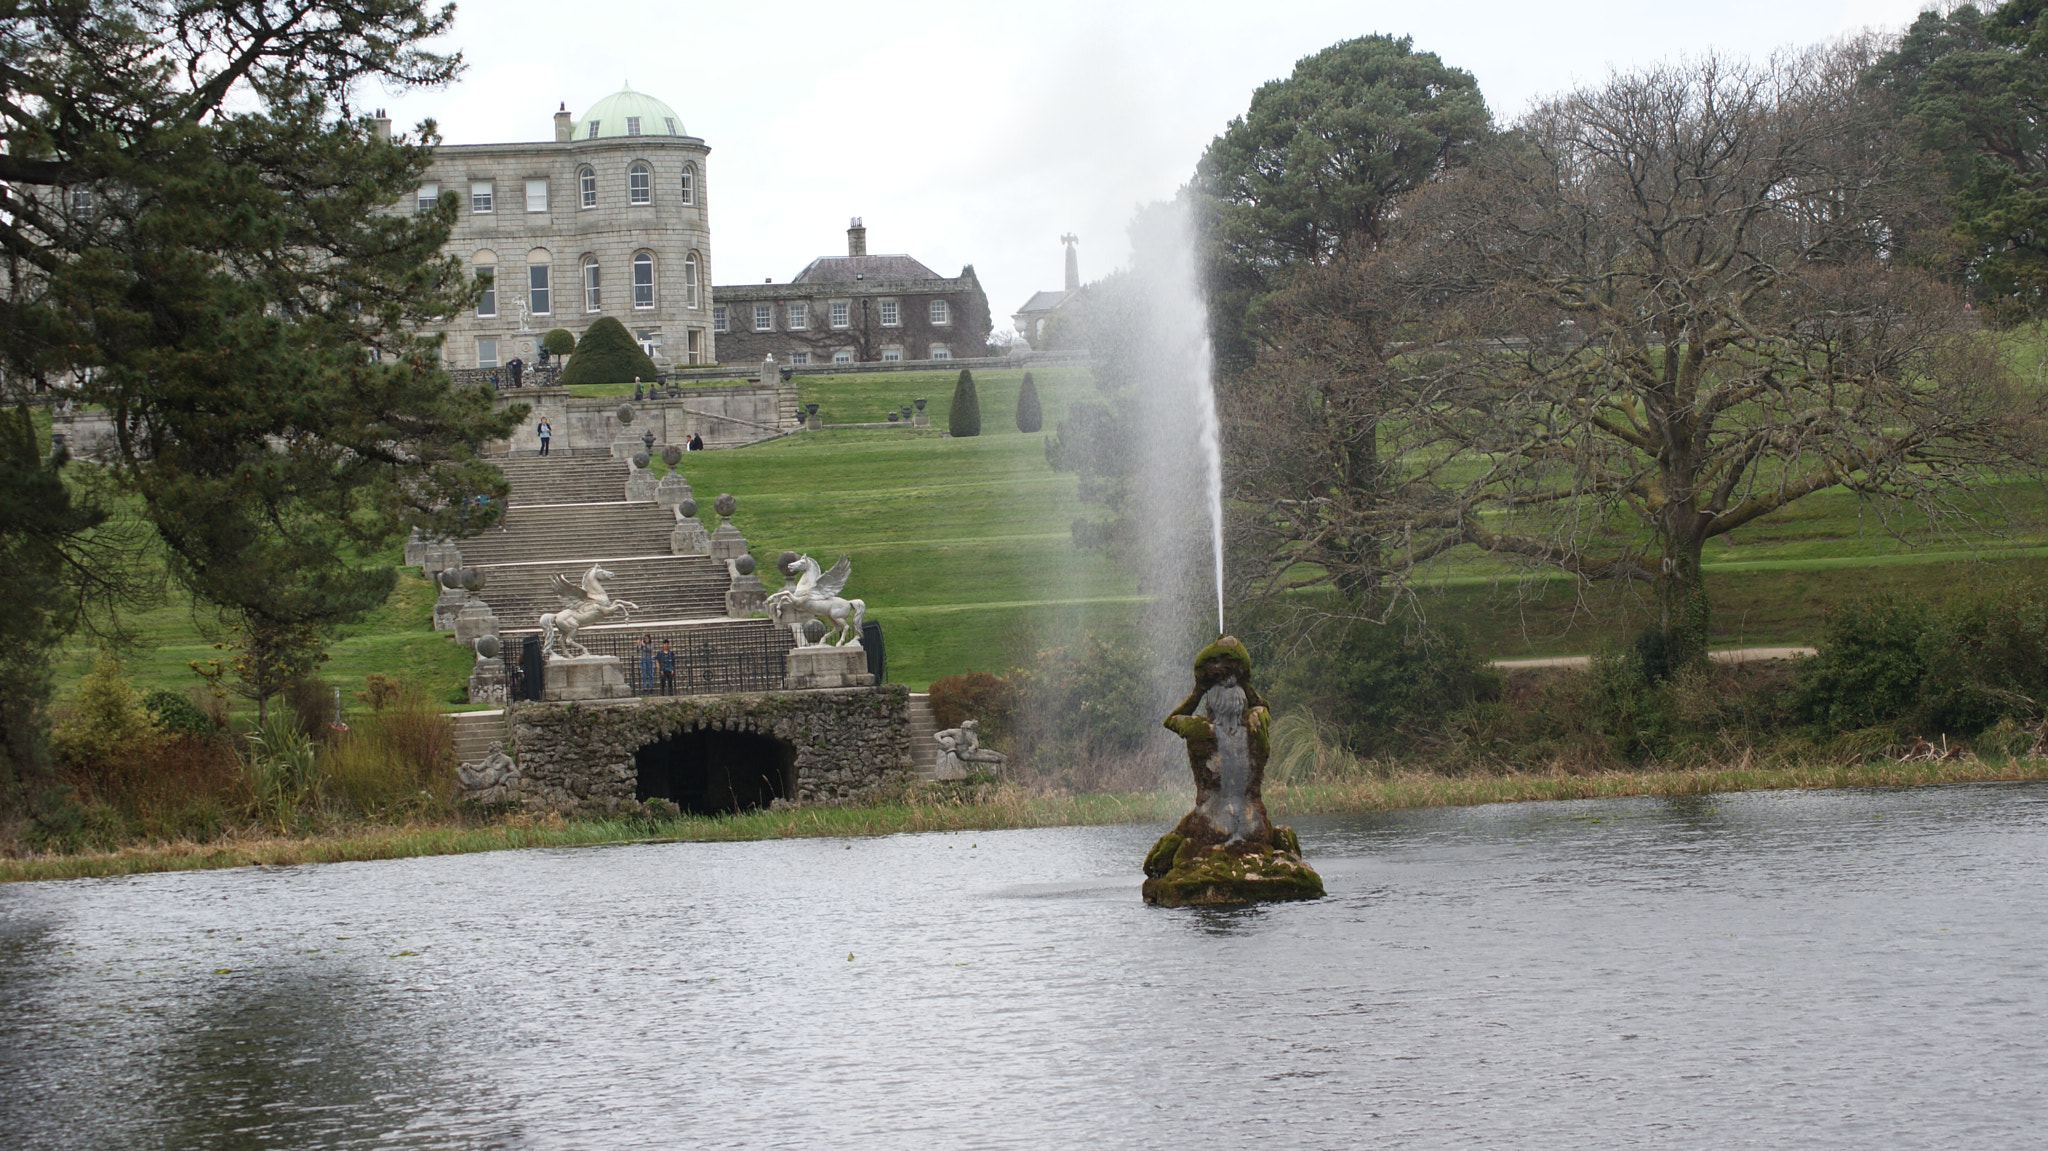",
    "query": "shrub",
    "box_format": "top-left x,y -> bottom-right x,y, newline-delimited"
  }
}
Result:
559,316 -> 659,384
141,688 -> 217,738
1792,593 -> 1930,733
284,676 -> 336,741
1015,371 -> 1042,433
948,369 -> 982,437
929,672 -> 1013,739
542,327 -> 576,356
1265,620 -> 1497,756
242,710 -> 319,831
323,679 -> 453,817
1008,635 -> 1153,755
49,655 -> 158,781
